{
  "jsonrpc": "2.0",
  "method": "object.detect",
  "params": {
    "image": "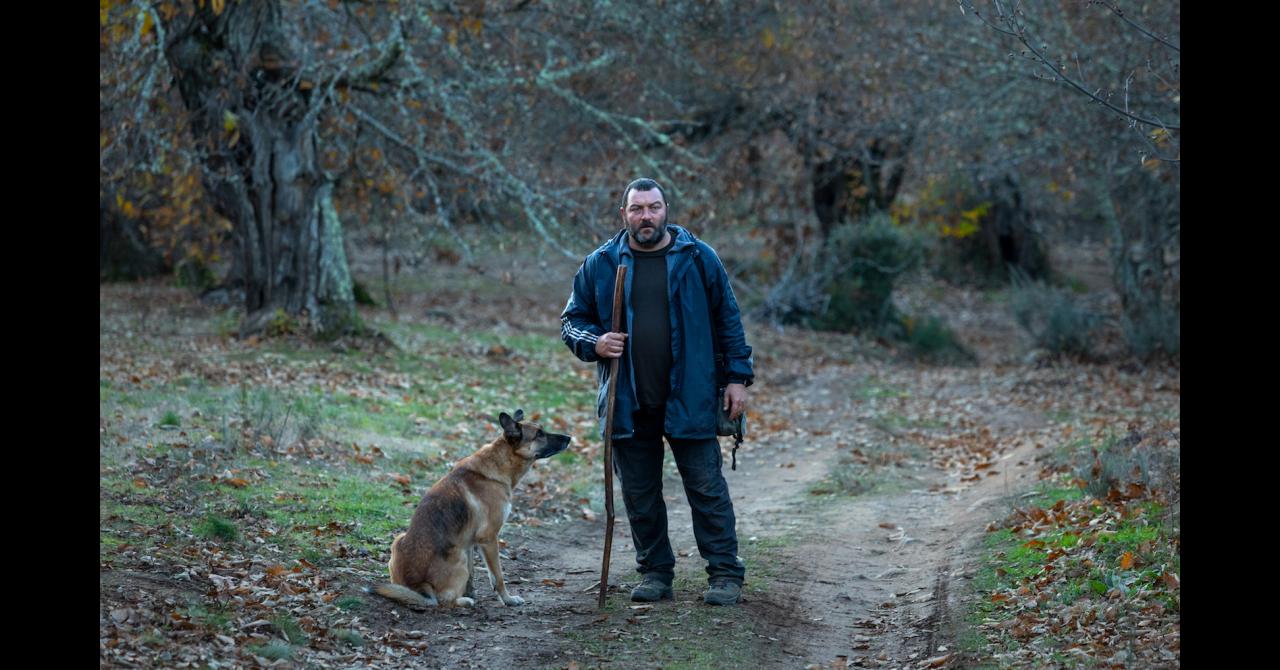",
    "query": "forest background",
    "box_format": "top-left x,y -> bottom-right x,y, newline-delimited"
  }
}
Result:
100,1 -> 1179,668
